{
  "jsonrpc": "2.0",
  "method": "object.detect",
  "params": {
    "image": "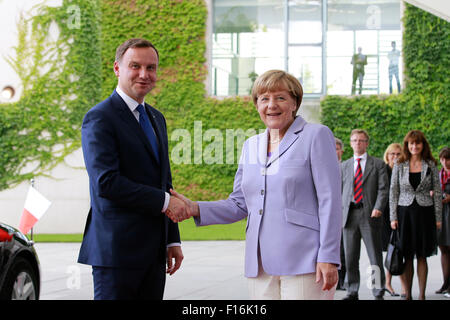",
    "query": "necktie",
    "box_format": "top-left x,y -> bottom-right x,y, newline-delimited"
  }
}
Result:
354,158 -> 363,203
136,104 -> 159,162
